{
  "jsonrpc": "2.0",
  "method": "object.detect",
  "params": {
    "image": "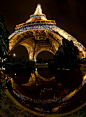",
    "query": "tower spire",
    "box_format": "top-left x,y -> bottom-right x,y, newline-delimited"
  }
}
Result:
34,4 -> 43,15
26,4 -> 47,23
